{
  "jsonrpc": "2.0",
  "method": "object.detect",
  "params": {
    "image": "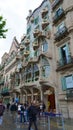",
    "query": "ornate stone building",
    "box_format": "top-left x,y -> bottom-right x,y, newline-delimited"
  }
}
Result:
51,0 -> 73,118
0,0 -> 73,118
